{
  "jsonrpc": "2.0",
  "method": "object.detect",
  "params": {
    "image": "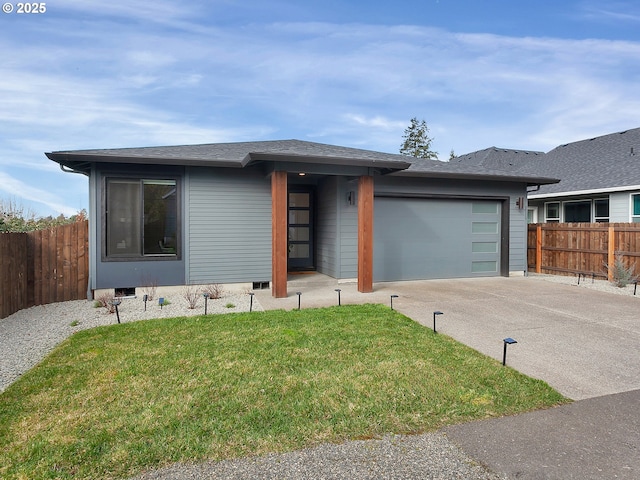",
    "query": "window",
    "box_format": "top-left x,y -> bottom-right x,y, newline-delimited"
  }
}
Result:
594,199 -> 609,223
106,178 -> 178,258
527,207 -> 538,224
564,201 -> 591,222
545,202 -> 560,222
633,194 -> 640,223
